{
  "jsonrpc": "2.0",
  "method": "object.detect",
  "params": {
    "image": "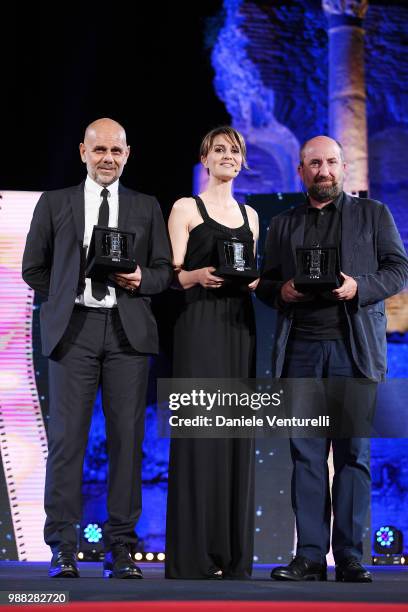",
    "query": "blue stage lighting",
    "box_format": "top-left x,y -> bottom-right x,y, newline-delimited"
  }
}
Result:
84,523 -> 103,544
374,525 -> 402,555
